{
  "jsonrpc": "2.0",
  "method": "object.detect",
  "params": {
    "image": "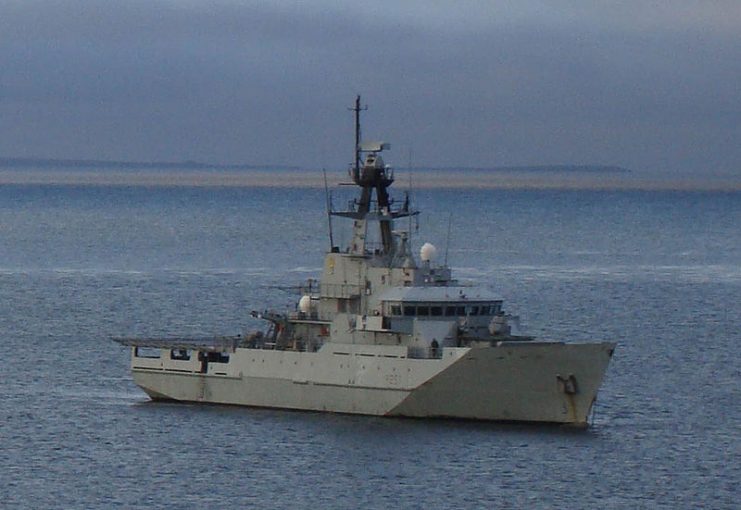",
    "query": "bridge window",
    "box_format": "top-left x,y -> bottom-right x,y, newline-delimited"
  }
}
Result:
201,352 -> 230,363
400,304 -> 477,317
134,347 -> 160,359
170,349 -> 191,361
